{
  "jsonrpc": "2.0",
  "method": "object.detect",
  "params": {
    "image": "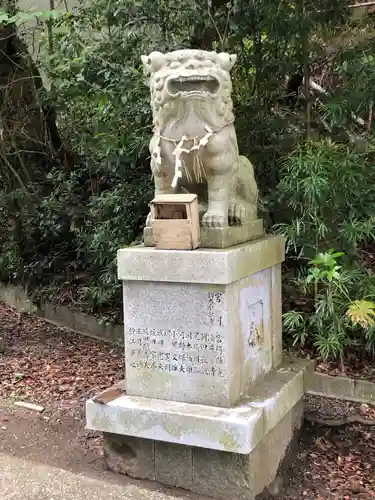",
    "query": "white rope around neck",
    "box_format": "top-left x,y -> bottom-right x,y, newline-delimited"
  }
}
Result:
153,126 -> 214,188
